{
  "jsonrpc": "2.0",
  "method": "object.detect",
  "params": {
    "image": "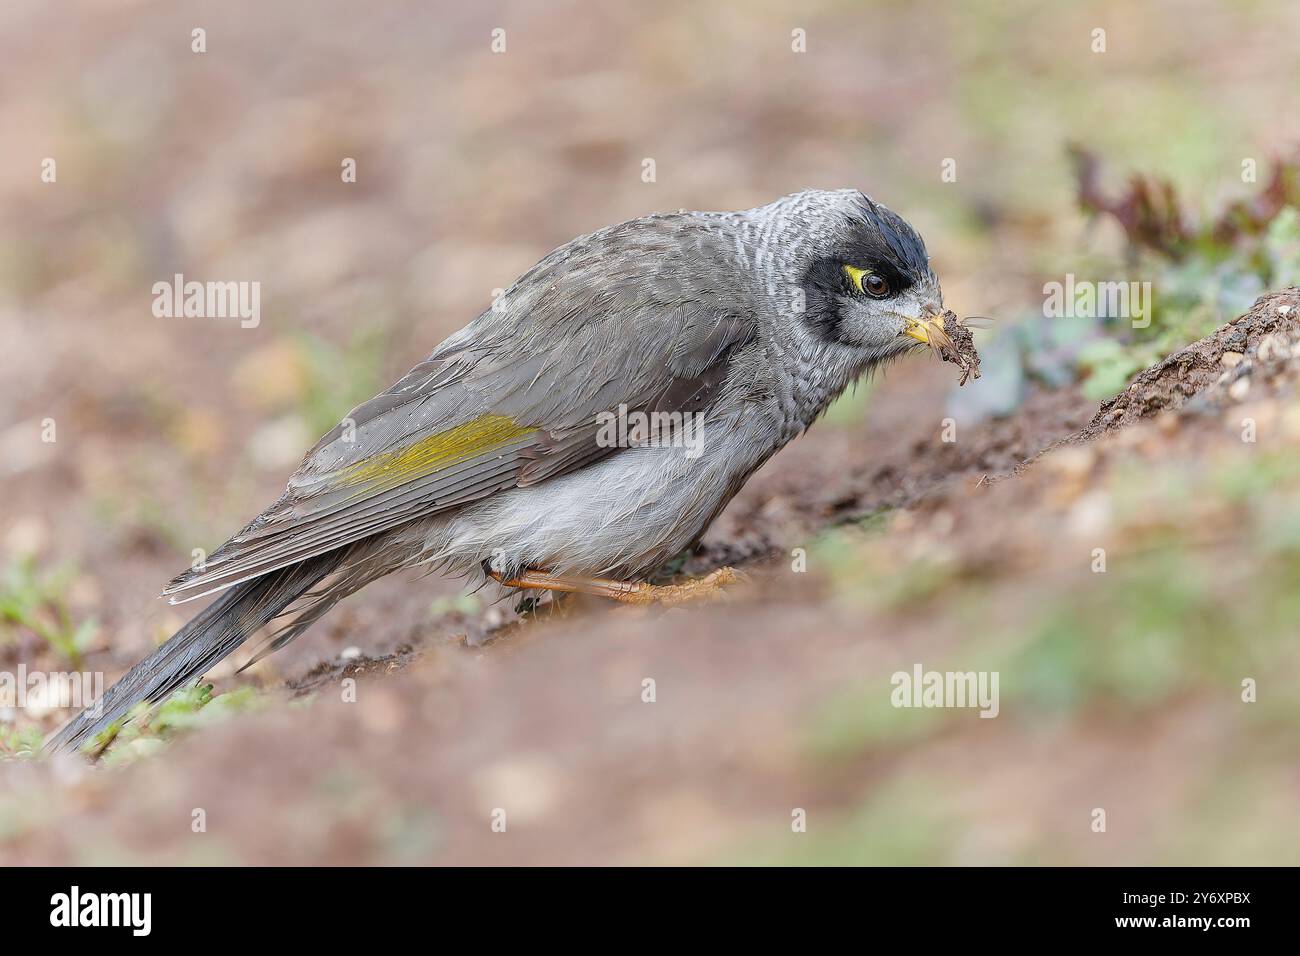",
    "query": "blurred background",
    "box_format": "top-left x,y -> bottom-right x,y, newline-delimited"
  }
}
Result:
2,0 -> 1299,864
